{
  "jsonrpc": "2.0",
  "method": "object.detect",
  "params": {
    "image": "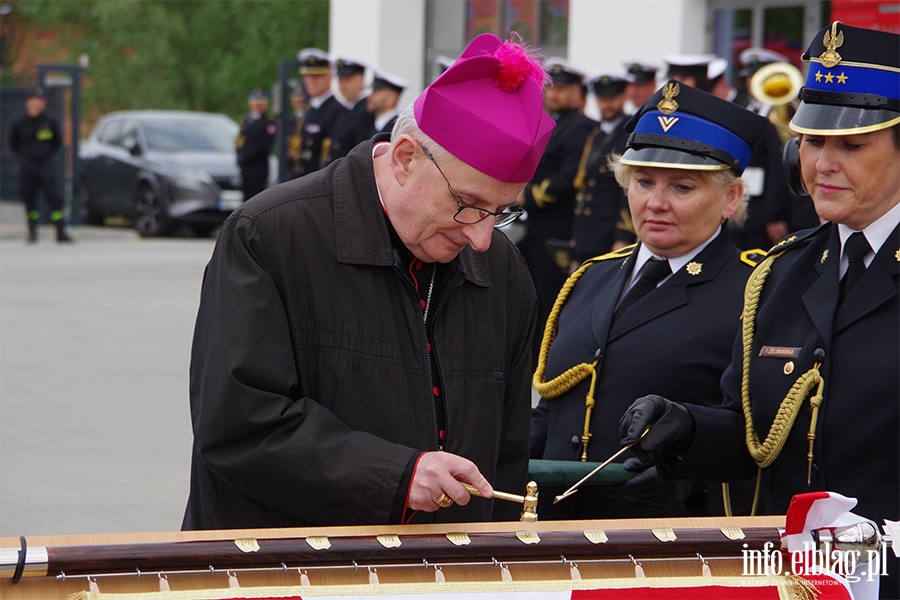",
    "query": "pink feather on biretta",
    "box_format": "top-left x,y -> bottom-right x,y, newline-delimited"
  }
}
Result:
413,33 -> 555,183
